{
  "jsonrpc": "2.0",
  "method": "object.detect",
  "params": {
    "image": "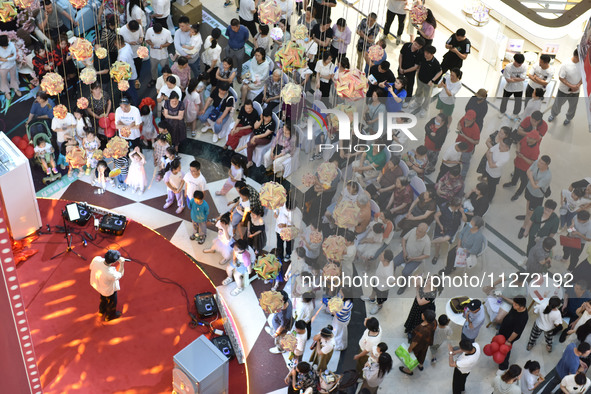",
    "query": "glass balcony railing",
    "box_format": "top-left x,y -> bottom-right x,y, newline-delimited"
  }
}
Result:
498,0 -> 590,27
